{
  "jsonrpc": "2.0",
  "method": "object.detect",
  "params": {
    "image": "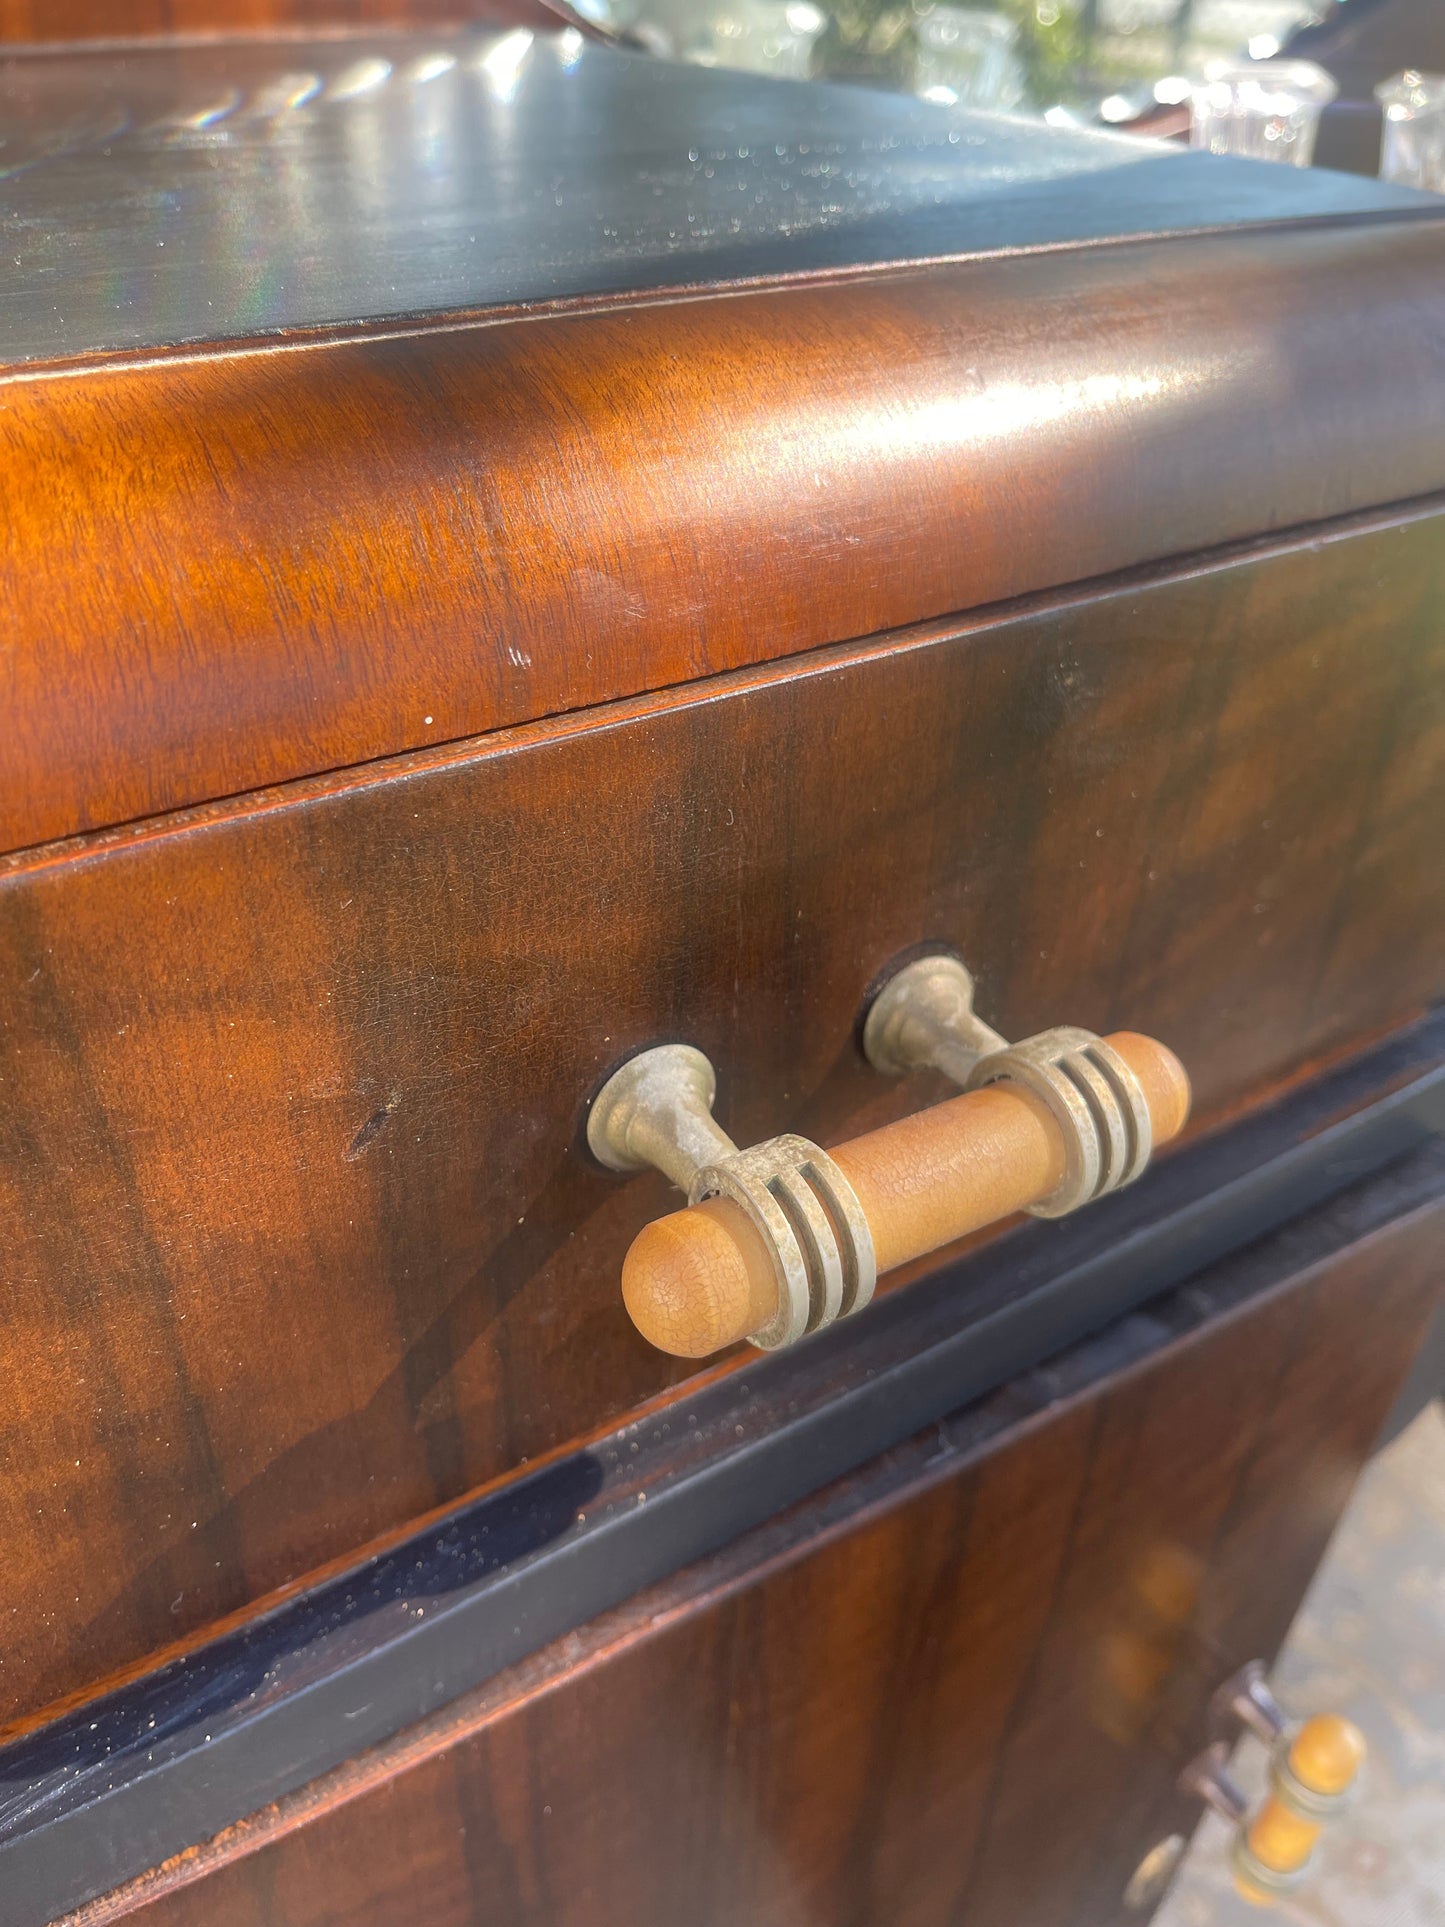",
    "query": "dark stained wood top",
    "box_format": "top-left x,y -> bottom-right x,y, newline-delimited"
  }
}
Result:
0,29 -> 1430,368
